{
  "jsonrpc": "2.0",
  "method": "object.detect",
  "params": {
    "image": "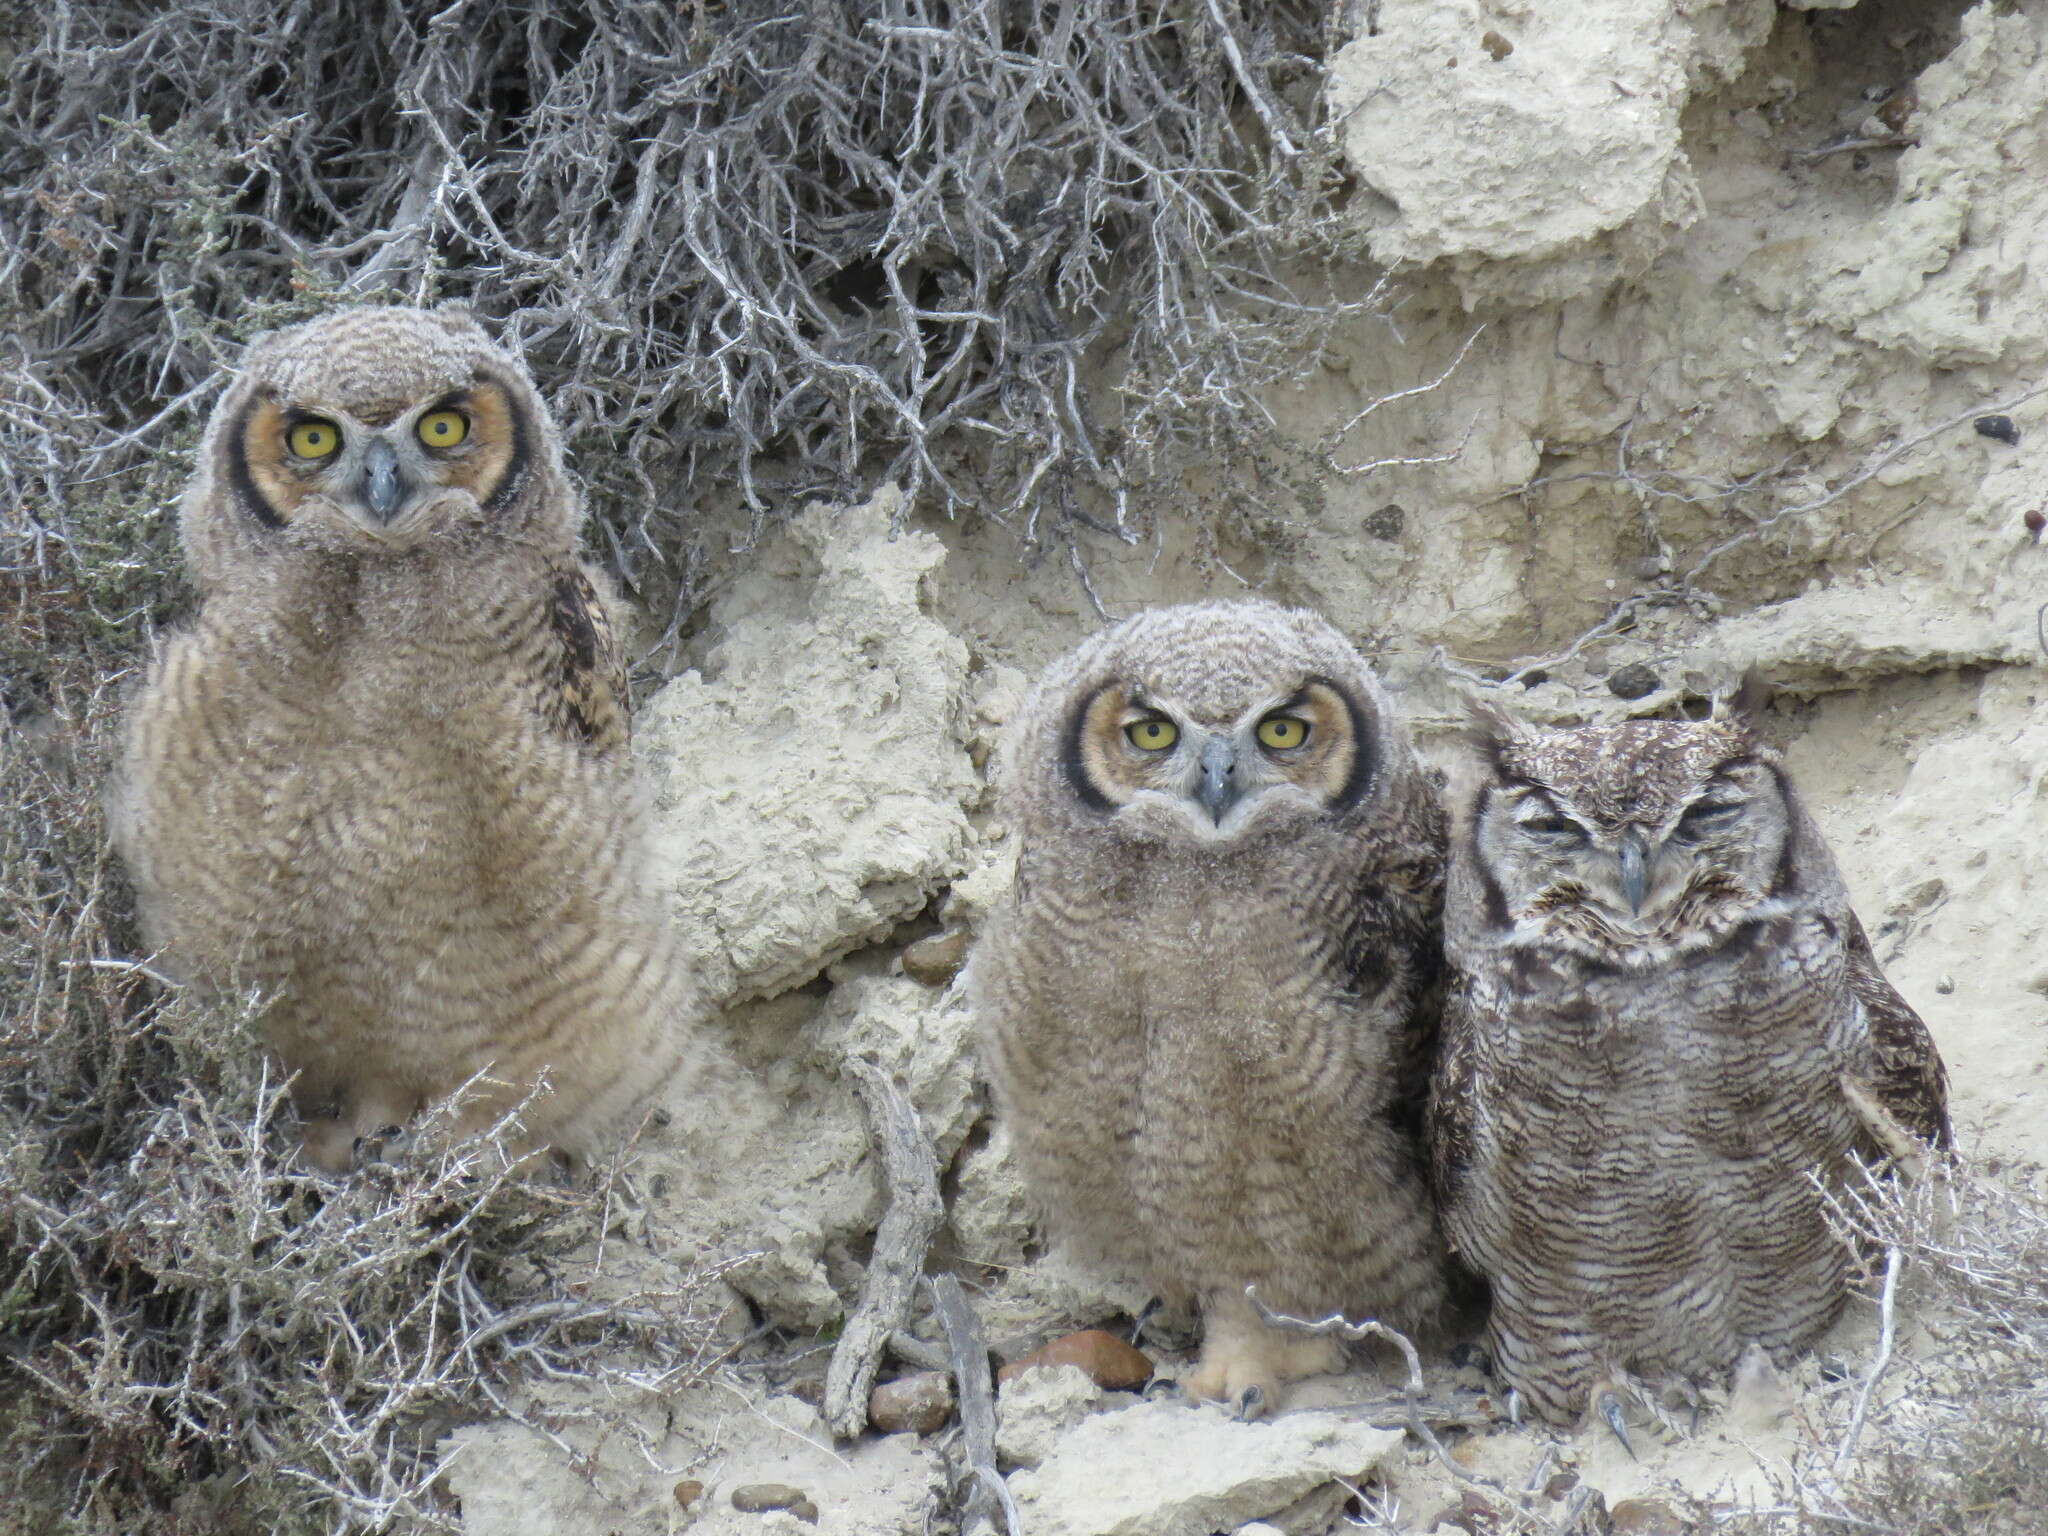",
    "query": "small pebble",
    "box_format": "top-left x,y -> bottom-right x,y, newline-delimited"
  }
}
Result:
732,1483 -> 812,1515
675,1479 -> 705,1510
1609,1497 -> 1688,1536
1606,662 -> 1660,701
1481,29 -> 1513,60
869,1370 -> 954,1434
1936,975 -> 1955,995
1365,503 -> 1406,541
1975,414 -> 2021,445
1543,1470 -> 1579,1500
996,1328 -> 1153,1390
2027,509 -> 2046,540
902,928 -> 970,986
